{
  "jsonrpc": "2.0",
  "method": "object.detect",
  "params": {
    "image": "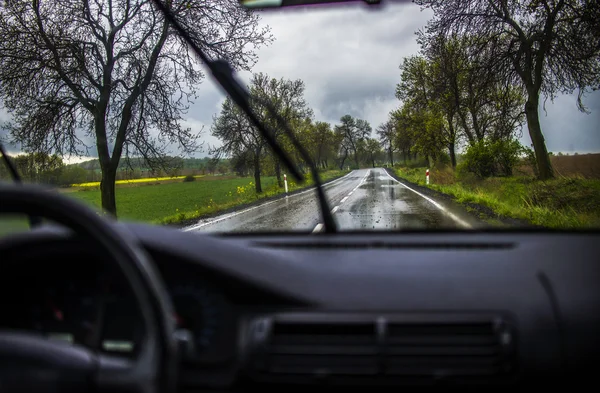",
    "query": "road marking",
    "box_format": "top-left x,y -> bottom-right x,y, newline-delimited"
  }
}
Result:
382,170 -> 472,229
311,169 -> 371,233
183,171 -> 354,231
